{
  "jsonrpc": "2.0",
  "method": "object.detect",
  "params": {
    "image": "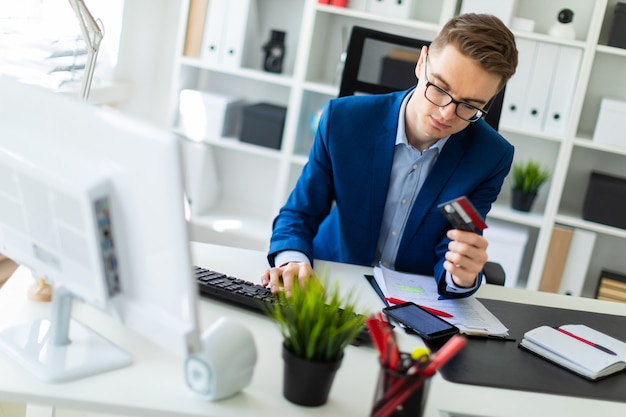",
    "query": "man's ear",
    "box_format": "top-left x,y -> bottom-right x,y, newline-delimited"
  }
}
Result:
415,45 -> 429,80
